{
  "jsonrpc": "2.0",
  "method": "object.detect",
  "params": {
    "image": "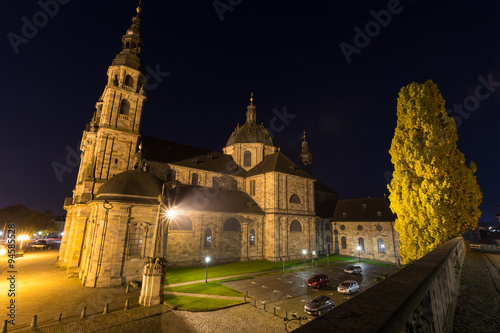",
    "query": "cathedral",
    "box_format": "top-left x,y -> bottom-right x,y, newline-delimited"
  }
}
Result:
56,5 -> 337,287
